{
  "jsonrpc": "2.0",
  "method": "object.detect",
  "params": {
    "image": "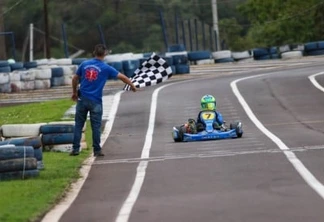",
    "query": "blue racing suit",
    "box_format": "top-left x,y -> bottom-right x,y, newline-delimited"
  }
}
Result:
196,110 -> 224,131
